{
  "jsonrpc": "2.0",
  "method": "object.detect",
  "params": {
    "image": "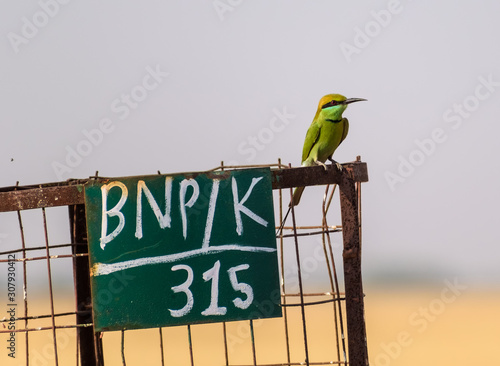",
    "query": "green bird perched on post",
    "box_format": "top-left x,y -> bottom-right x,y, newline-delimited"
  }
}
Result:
290,94 -> 366,207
